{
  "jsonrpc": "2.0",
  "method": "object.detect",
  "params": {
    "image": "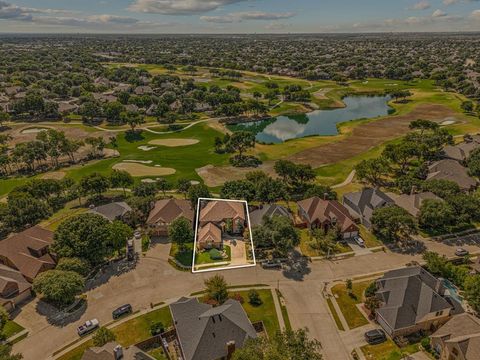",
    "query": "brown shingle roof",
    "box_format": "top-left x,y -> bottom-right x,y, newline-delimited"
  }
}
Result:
0,226 -> 55,281
199,200 -> 245,223
198,223 -> 222,246
147,199 -> 193,225
0,264 -> 31,299
297,197 -> 358,232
